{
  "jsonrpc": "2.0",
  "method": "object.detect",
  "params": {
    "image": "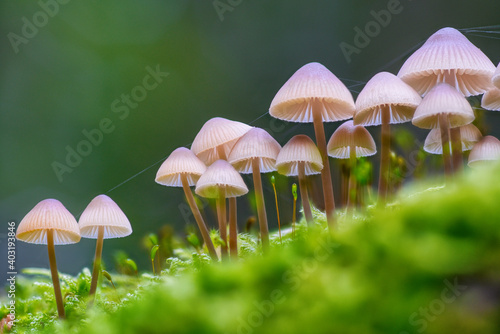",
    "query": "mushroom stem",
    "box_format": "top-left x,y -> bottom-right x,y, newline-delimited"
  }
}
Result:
312,99 -> 335,227
181,174 -> 218,261
252,158 -> 269,252
216,189 -> 228,259
450,127 -> 463,173
347,146 -> 357,208
340,161 -> 349,207
89,226 -> 104,297
298,161 -> 313,223
47,229 -> 65,319
378,106 -> 391,204
228,197 -> 238,260
438,113 -> 453,175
